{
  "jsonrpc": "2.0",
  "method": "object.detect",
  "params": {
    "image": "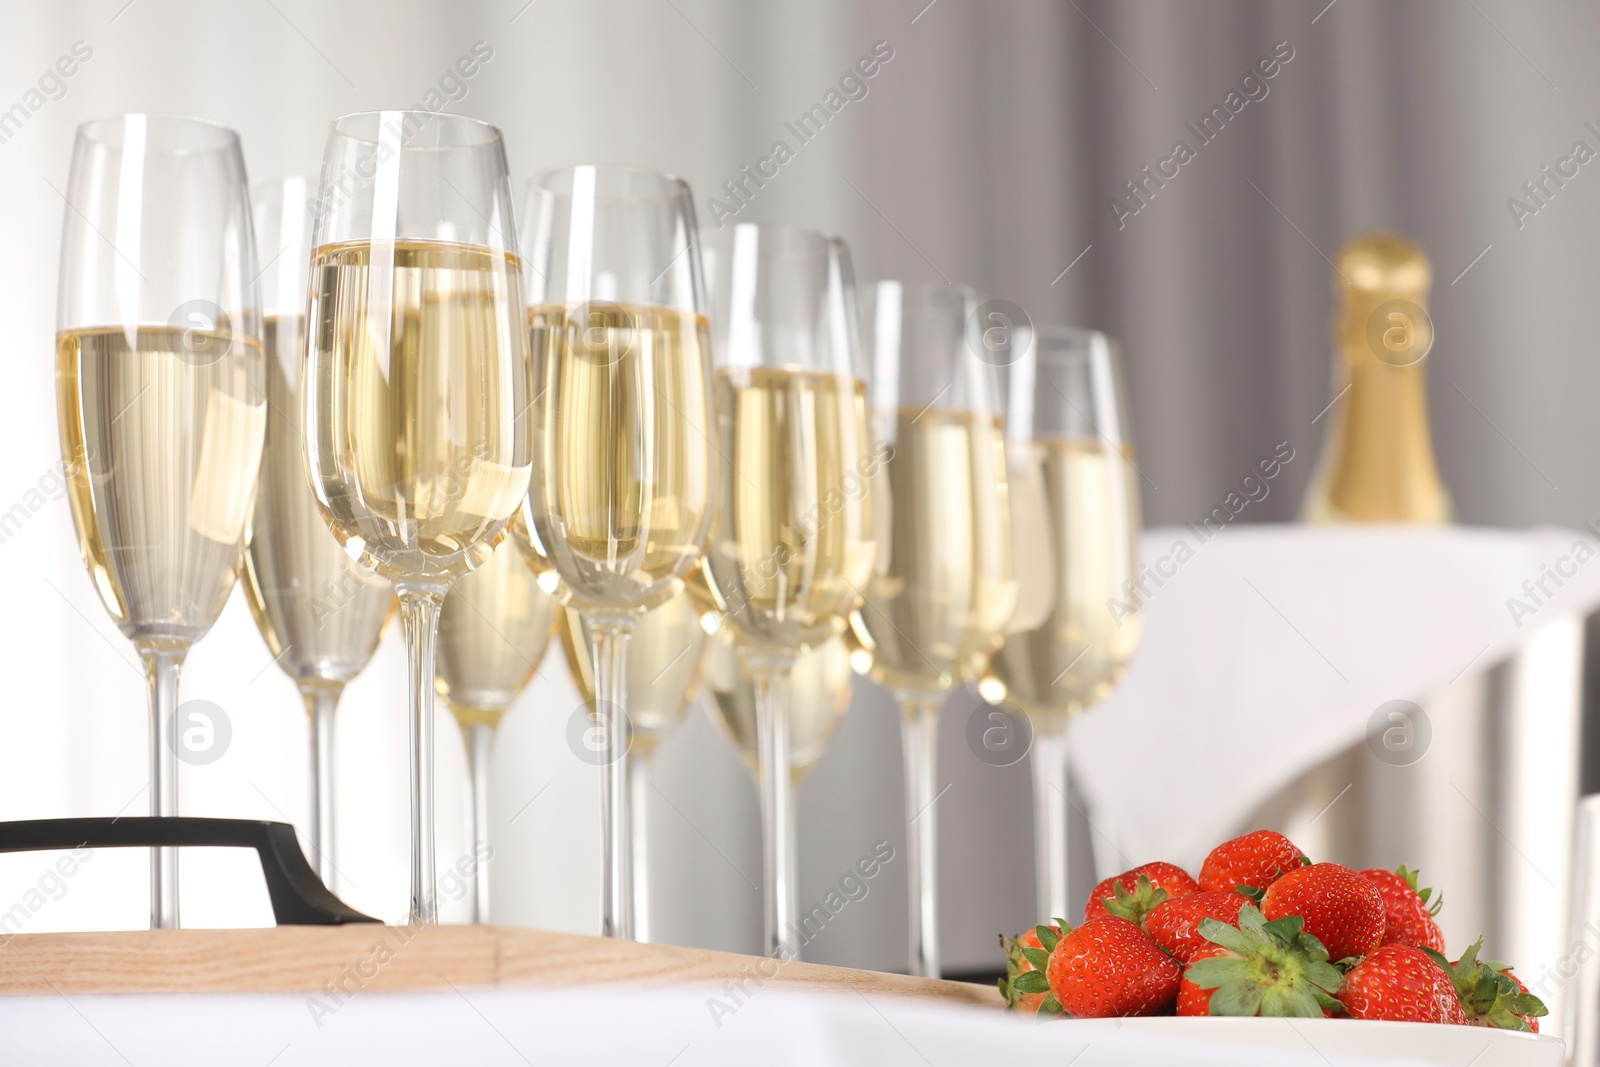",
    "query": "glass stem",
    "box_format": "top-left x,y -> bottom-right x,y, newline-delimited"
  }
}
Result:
397,582 -> 447,925
899,692 -> 943,978
749,653 -> 798,960
300,682 -> 342,890
1031,724 -> 1071,923
590,617 -> 634,940
142,648 -> 183,929
464,721 -> 494,924
630,751 -> 651,943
